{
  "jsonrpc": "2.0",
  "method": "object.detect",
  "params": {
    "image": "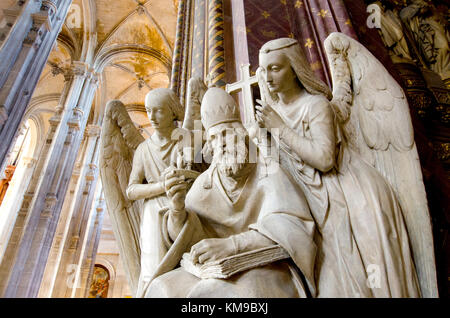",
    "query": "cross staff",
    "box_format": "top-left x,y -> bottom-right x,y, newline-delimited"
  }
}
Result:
225,63 -> 258,128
